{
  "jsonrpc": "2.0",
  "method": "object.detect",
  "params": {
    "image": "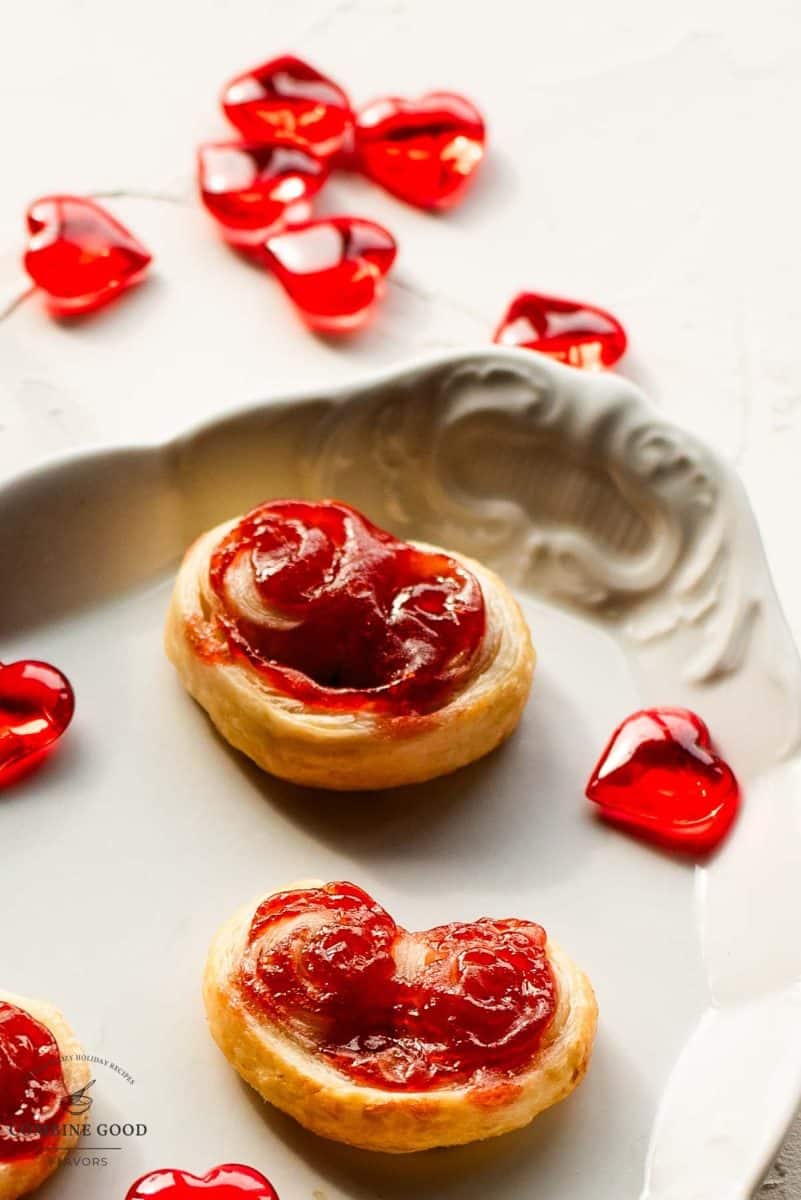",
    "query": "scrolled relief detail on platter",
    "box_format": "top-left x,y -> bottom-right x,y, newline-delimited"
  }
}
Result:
302,353 -> 765,688
610,415 -> 791,698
